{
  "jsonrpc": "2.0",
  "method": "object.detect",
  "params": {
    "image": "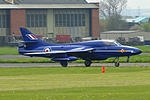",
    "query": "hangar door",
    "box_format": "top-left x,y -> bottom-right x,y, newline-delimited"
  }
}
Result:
54,9 -> 90,39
